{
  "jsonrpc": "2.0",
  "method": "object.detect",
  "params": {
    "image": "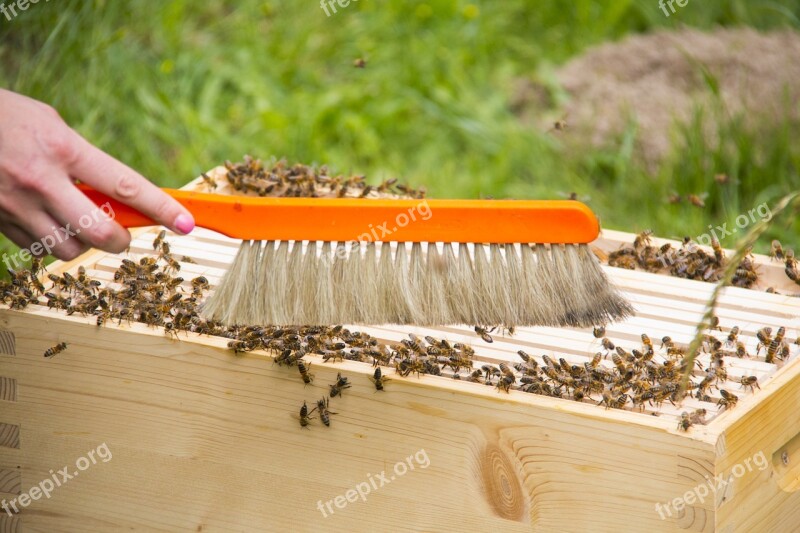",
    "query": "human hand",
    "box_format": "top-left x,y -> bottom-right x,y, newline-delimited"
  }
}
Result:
0,89 -> 194,261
